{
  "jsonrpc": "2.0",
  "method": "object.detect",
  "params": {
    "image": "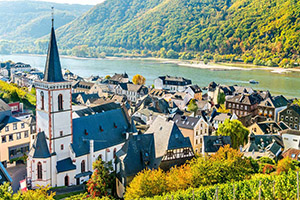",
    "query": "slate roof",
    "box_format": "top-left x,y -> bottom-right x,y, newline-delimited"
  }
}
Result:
56,158 -> 76,173
118,83 -> 147,93
280,129 -> 300,136
111,73 -> 128,82
259,95 -> 289,108
118,116 -> 193,177
73,102 -> 121,117
75,171 -> 93,179
0,162 -> 12,184
256,121 -> 283,134
0,116 -> 20,130
226,93 -> 262,105
243,134 -> 283,152
43,27 -> 64,82
173,114 -> 200,130
117,134 -> 156,177
203,136 -> 231,153
71,108 -> 135,157
29,132 -> 51,159
78,93 -> 100,104
145,116 -> 192,159
159,76 -> 192,86
188,85 -> 202,93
